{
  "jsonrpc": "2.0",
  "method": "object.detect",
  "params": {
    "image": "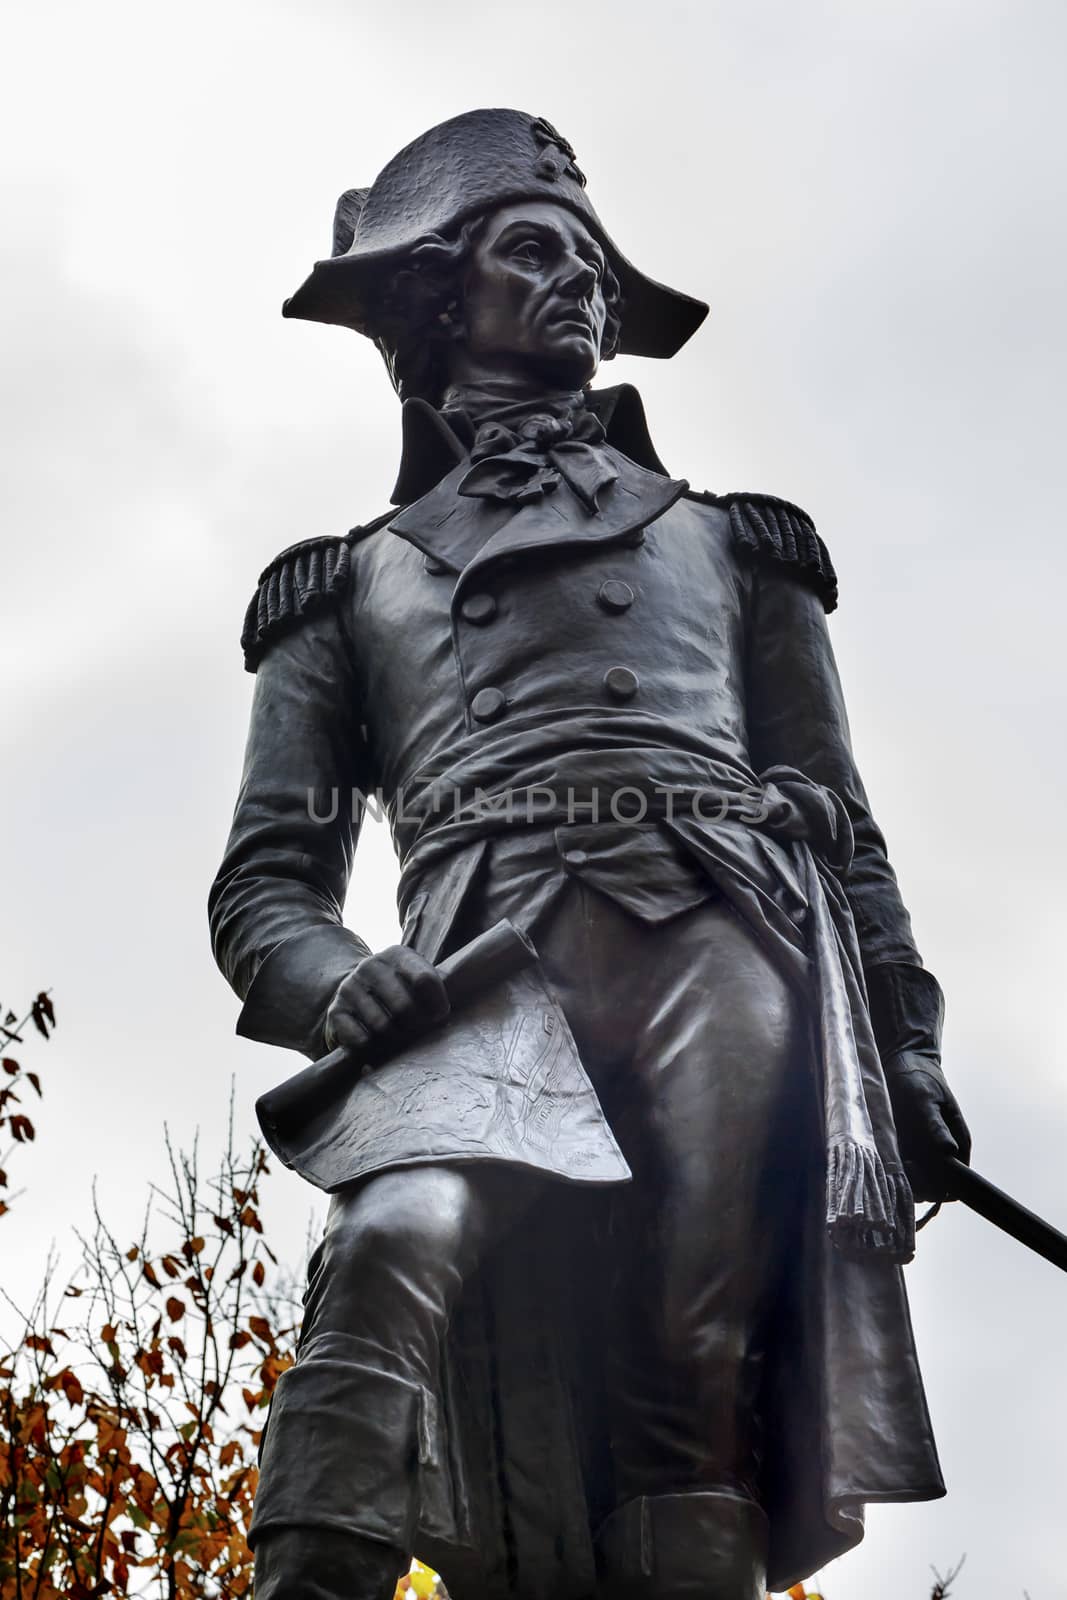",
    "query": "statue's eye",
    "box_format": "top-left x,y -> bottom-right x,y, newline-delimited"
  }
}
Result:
512,239 -> 544,266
